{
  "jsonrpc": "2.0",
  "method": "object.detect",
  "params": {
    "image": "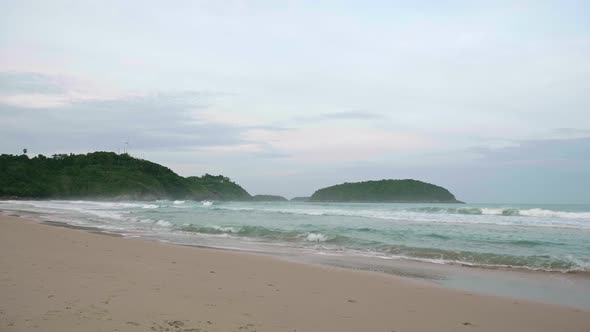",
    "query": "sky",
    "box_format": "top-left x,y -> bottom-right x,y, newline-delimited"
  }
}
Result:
1,0 -> 589,203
